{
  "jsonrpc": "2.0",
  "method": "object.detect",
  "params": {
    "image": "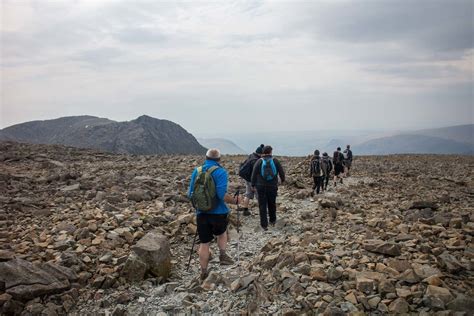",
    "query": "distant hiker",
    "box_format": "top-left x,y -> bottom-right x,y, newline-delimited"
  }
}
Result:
321,152 -> 333,191
251,145 -> 285,231
333,147 -> 345,186
188,148 -> 239,281
343,145 -> 353,176
309,150 -> 323,195
238,144 -> 264,216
